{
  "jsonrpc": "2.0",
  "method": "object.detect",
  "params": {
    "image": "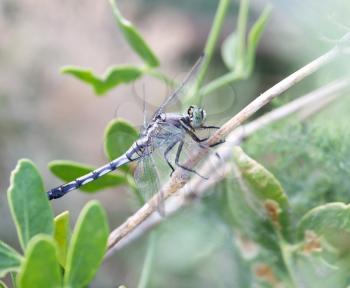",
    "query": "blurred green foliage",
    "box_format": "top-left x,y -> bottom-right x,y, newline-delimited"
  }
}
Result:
235,97 -> 350,286
243,105 -> 350,219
